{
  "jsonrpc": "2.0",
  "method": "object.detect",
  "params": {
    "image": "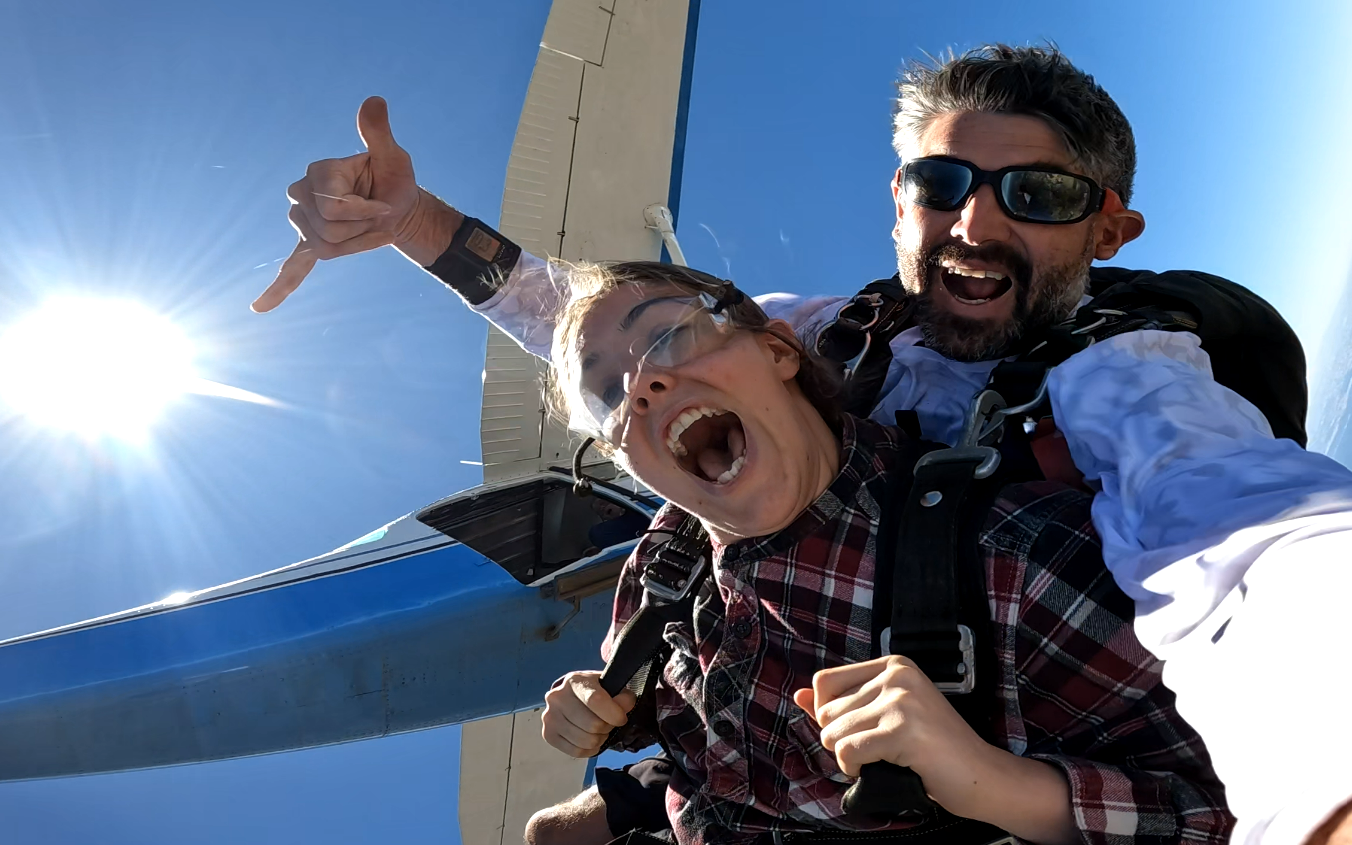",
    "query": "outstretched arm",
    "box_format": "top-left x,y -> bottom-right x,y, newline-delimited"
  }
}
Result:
1049,330 -> 1352,844
251,96 -> 464,313
254,97 -> 855,363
